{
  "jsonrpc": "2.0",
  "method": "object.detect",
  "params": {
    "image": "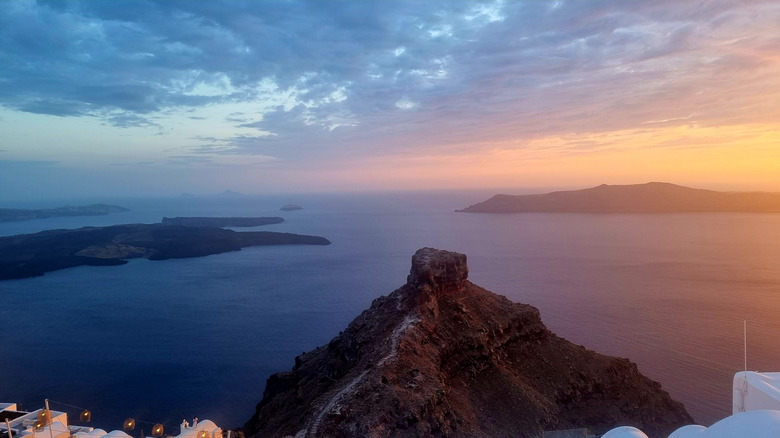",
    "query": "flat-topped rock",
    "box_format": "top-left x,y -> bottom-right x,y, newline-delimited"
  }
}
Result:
407,247 -> 469,298
245,247 -> 692,437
